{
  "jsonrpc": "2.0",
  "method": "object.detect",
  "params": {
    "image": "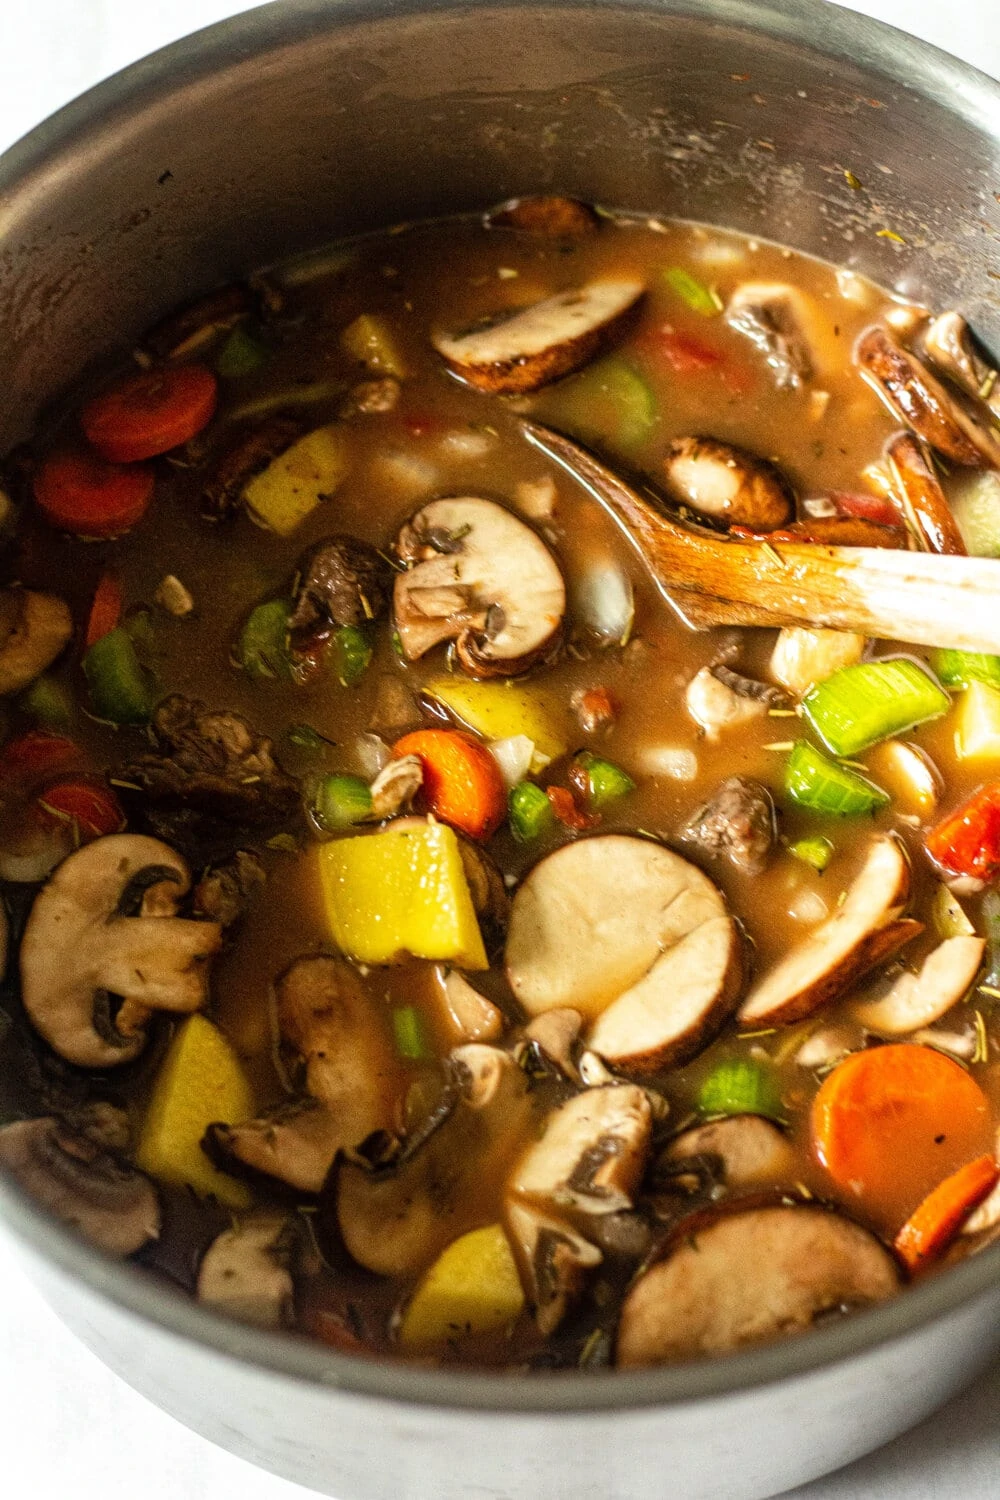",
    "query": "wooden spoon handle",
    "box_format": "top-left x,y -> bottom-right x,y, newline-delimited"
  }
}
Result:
522,421 -> 1000,653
